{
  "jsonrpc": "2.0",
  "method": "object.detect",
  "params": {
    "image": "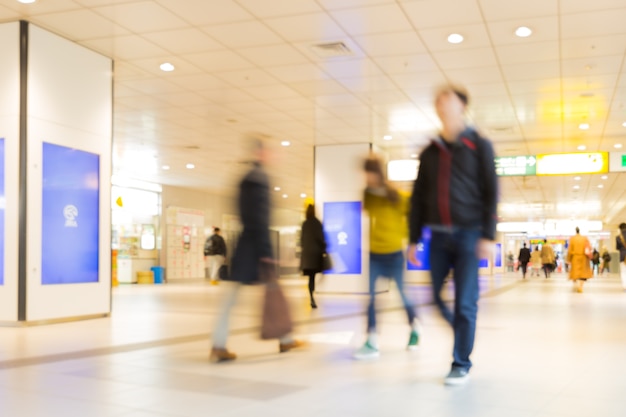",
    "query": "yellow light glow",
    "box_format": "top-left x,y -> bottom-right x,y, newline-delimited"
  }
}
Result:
536,152 -> 608,176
